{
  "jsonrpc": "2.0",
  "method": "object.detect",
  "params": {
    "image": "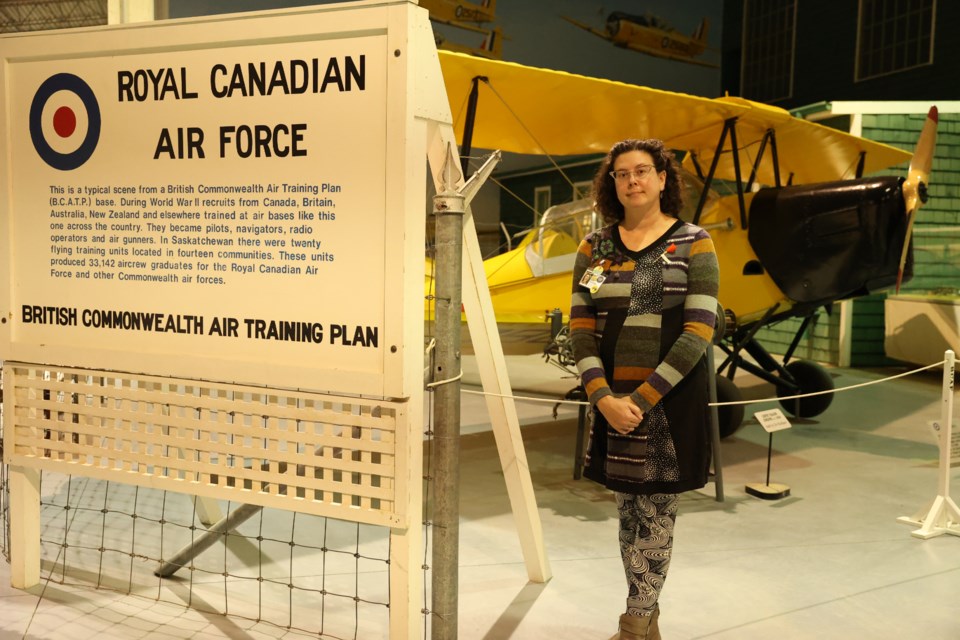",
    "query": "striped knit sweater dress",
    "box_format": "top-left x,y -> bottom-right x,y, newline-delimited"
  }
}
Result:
570,220 -> 719,494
